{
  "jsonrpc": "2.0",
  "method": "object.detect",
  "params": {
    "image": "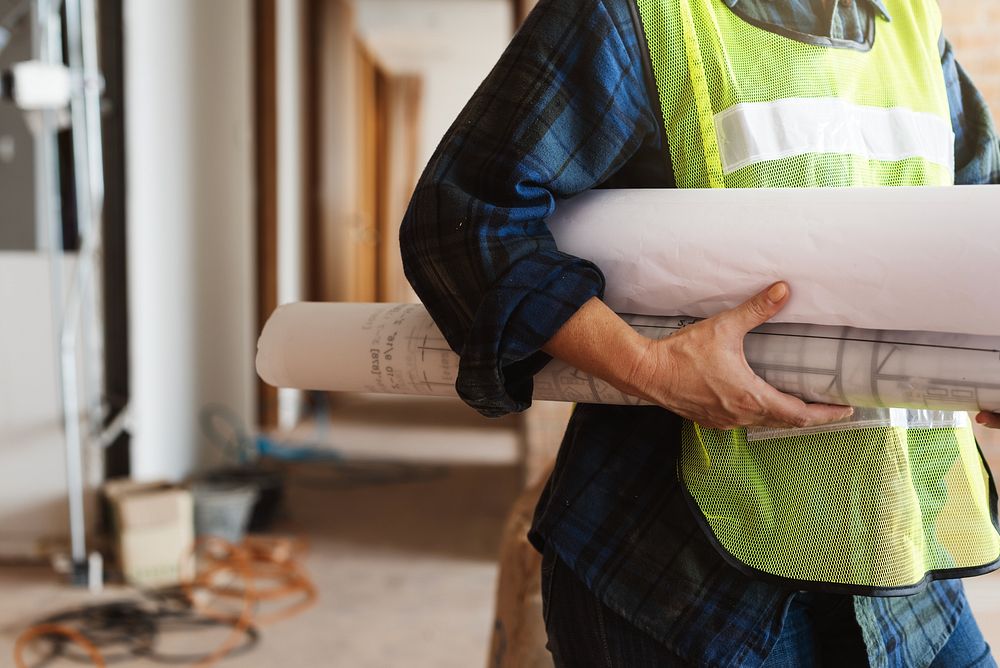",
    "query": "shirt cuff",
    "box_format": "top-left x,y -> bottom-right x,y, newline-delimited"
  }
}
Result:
456,249 -> 606,417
